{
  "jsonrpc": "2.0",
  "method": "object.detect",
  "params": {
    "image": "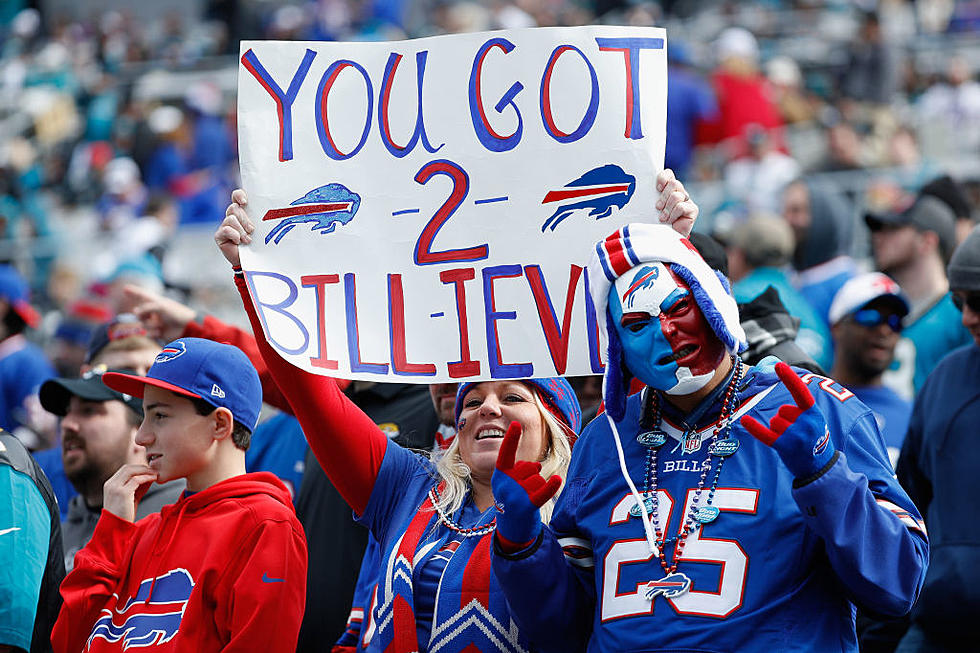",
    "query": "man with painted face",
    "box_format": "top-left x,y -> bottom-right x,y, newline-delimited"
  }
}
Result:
491,223 -> 928,652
